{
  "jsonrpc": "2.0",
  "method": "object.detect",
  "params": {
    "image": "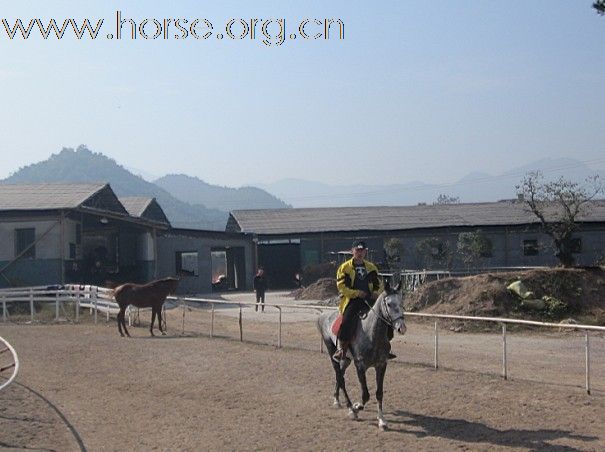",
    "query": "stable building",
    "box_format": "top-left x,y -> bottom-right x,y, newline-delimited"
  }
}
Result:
0,183 -> 256,294
0,183 -> 170,288
156,228 -> 254,294
226,201 -> 605,287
